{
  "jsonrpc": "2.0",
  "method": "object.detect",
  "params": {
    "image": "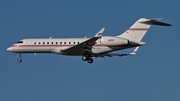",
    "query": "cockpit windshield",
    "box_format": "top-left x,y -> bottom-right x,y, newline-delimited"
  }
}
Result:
17,41 -> 23,43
